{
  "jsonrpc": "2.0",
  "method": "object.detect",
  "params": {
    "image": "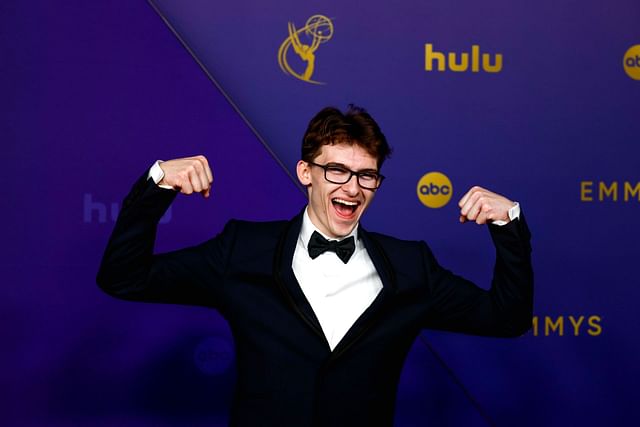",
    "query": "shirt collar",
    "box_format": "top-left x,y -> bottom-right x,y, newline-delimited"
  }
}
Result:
299,207 -> 359,250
